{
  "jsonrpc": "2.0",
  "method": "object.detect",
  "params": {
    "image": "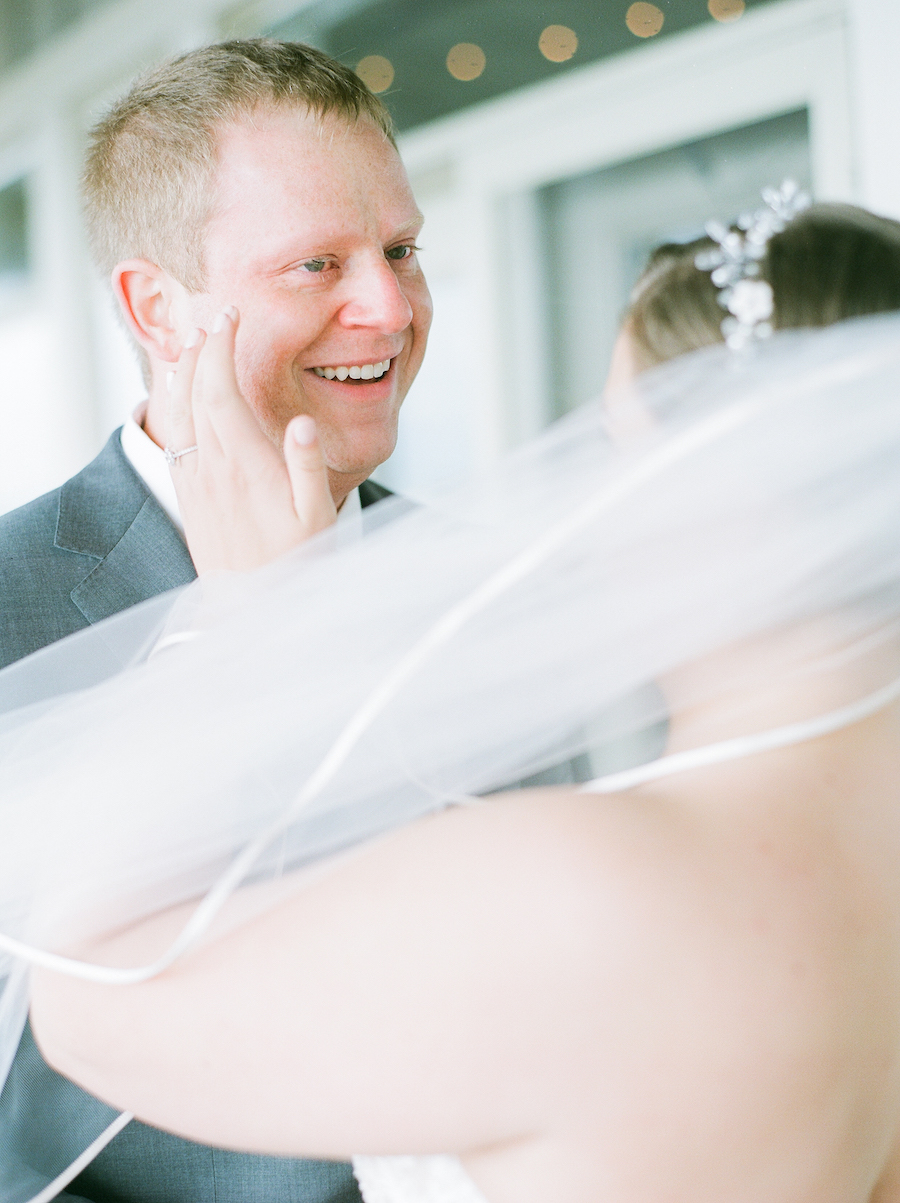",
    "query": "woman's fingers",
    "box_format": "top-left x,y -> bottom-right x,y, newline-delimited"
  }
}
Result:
284,416 -> 338,535
196,307 -> 272,458
169,305 -> 338,572
165,328 -> 205,471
